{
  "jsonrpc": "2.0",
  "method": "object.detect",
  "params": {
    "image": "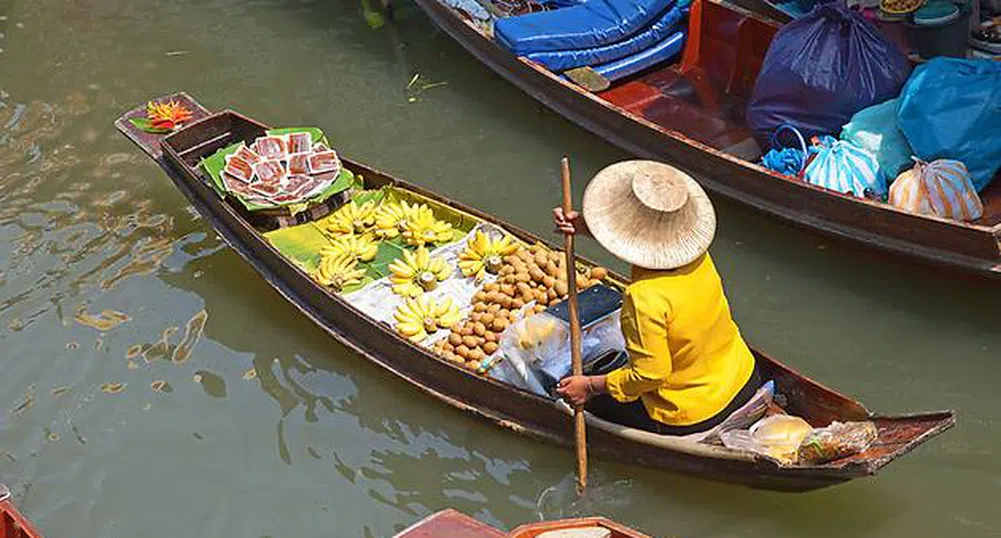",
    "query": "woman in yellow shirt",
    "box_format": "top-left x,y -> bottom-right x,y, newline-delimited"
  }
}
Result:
554,160 -> 760,436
